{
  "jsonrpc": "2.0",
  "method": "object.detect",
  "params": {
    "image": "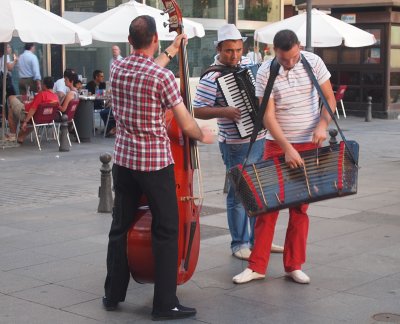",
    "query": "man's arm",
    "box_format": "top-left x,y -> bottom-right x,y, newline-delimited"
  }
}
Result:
194,106 -> 241,122
155,34 -> 187,68
171,102 -> 214,144
261,96 -> 303,168
313,79 -> 336,145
